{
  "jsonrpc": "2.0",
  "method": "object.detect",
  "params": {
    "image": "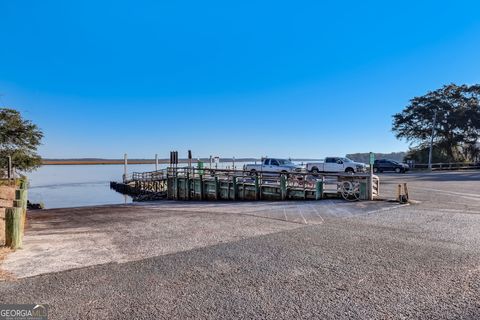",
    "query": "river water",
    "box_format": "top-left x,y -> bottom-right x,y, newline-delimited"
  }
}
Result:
27,162 -> 254,209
